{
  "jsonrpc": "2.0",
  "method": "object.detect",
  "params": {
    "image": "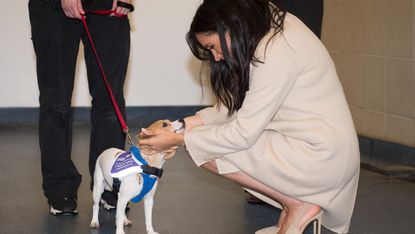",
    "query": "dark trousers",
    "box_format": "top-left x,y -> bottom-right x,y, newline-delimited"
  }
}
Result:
29,0 -> 129,202
272,0 -> 324,38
